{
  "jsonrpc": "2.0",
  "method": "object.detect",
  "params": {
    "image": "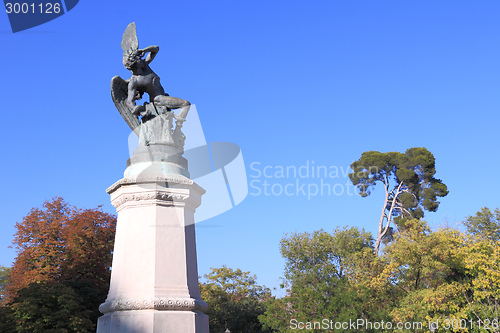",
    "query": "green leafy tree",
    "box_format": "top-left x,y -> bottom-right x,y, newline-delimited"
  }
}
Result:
260,227 -> 389,332
11,282 -> 95,333
0,266 -> 10,305
460,209 -> 500,332
463,207 -> 500,243
5,197 -> 116,331
462,239 -> 500,332
0,266 -> 14,333
358,213 -> 500,332
200,266 -> 271,333
375,219 -> 467,331
349,147 -> 448,254
0,305 -> 15,333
